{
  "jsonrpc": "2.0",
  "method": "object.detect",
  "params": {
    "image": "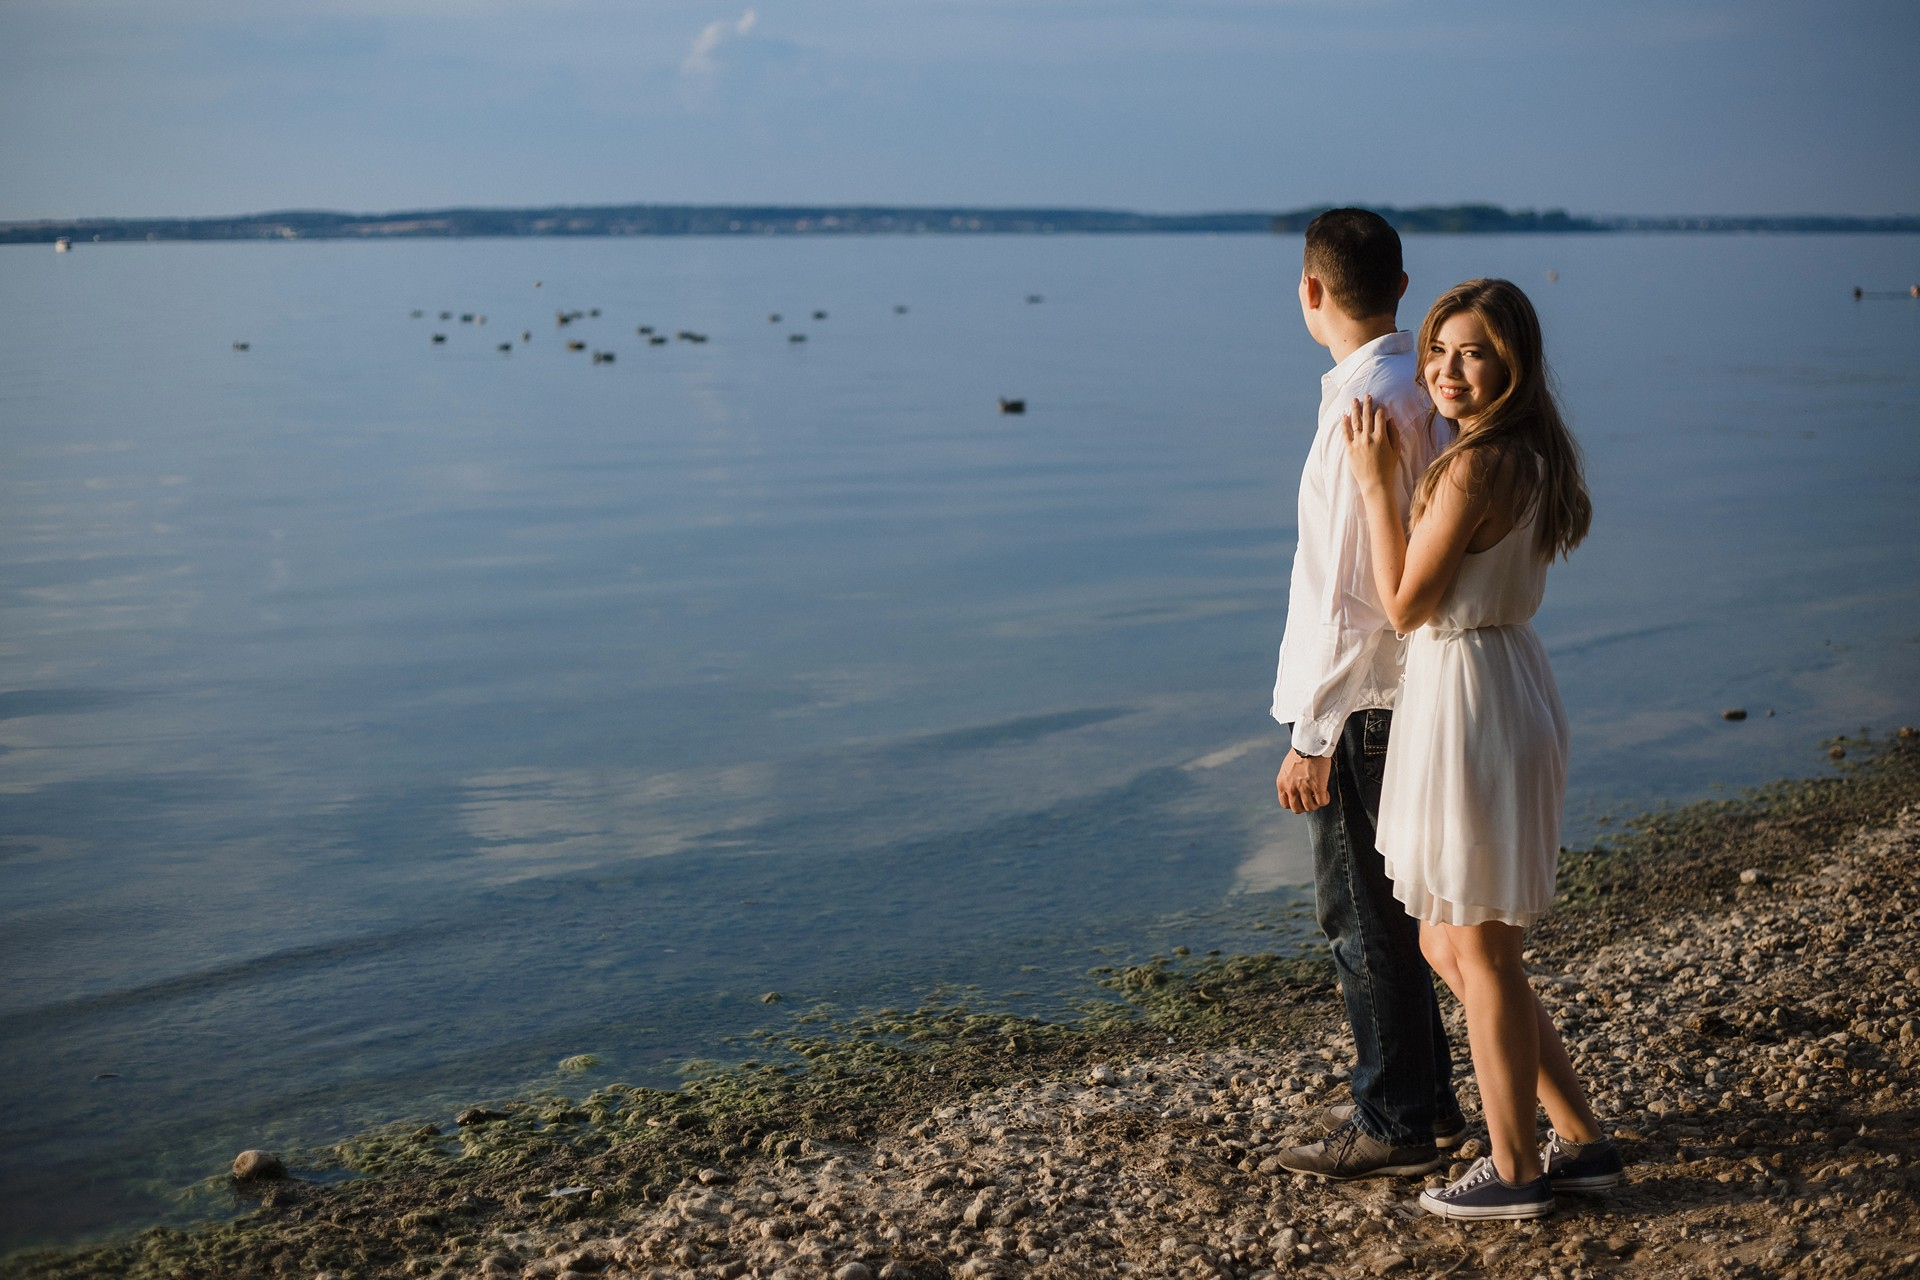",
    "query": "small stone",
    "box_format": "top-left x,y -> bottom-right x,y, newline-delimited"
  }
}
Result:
1740,869 -> 1763,885
1898,725 -> 1915,739
1830,745 -> 1846,759
1089,1064 -> 1119,1086
697,1166 -> 734,1185
761,991 -> 783,1004
457,1107 -> 509,1126
231,1149 -> 285,1180
1722,708 -> 1748,721
1371,1252 -> 1410,1276
832,1266 -> 875,1280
